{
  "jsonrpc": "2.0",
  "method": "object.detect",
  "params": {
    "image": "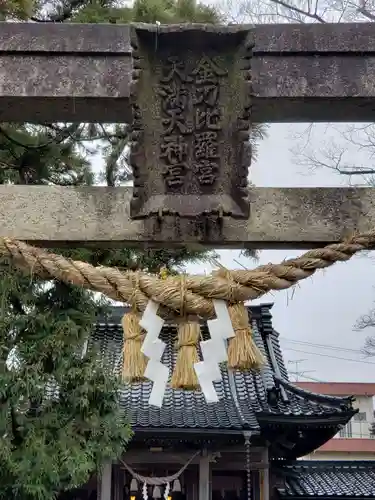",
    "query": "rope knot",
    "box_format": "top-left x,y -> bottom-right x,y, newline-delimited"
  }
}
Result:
215,267 -> 237,303
127,330 -> 145,341
129,271 -> 141,311
179,274 -> 187,317
176,339 -> 197,348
